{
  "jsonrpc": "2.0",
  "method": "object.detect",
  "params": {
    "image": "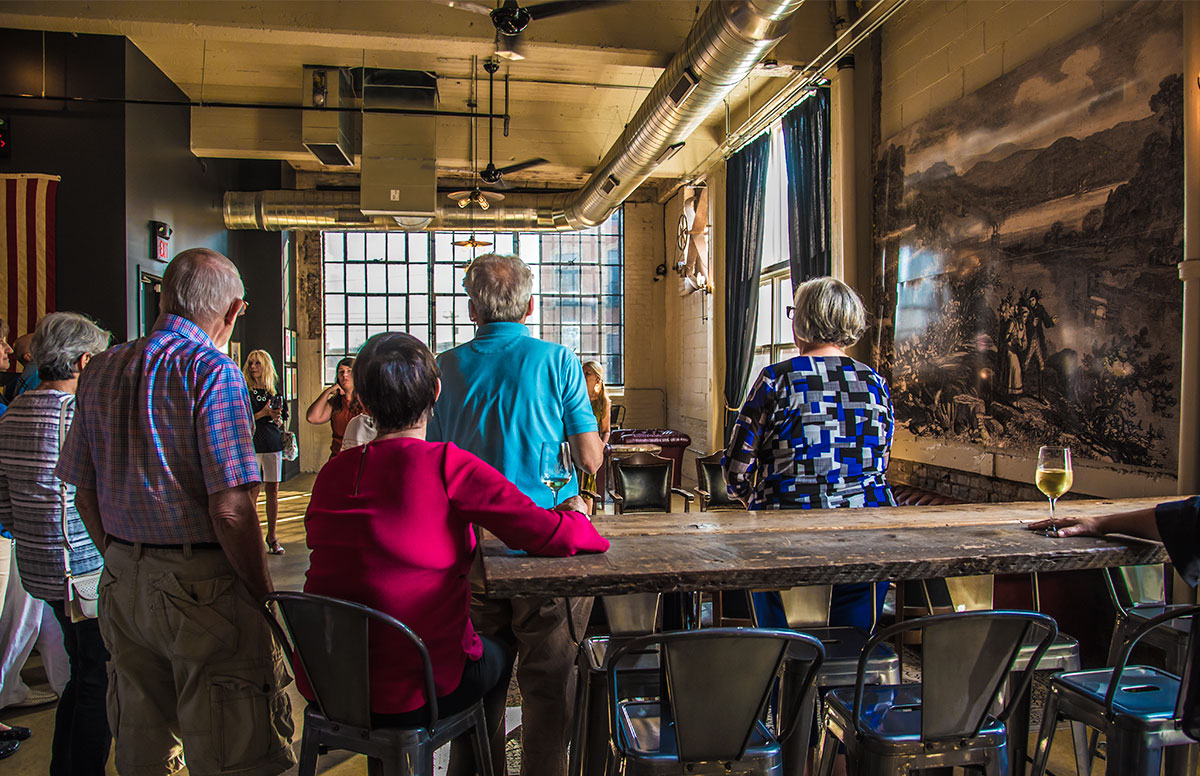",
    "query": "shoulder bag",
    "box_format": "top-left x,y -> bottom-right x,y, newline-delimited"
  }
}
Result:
59,396 -> 100,621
